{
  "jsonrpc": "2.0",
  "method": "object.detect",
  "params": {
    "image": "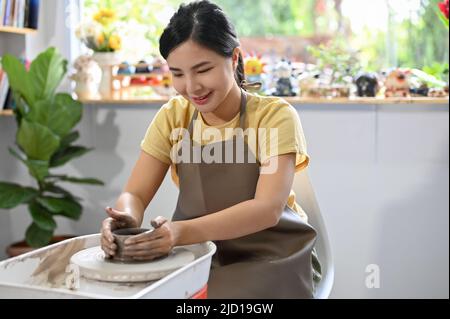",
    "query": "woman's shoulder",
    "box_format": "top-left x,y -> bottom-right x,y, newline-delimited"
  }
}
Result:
247,92 -> 291,107
246,93 -> 298,123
